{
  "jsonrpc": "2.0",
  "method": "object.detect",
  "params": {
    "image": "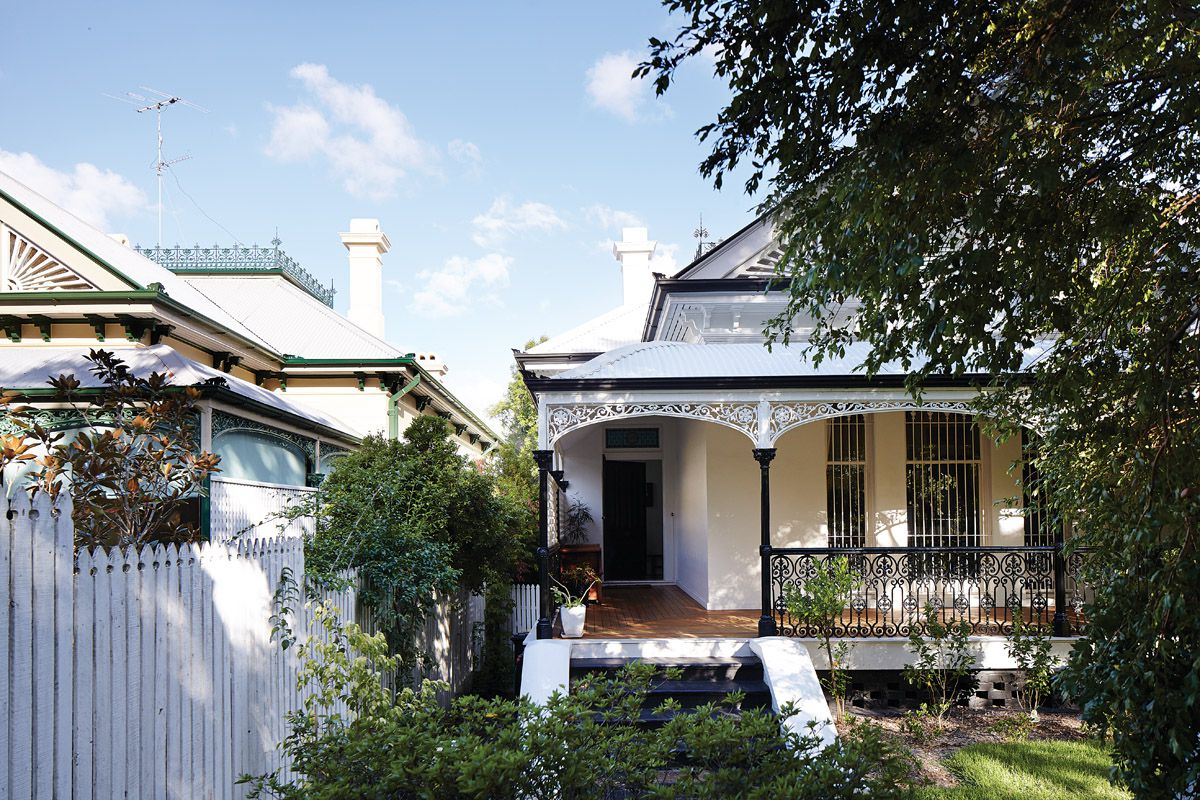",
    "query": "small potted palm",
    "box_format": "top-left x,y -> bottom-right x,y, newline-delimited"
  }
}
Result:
551,565 -> 602,638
